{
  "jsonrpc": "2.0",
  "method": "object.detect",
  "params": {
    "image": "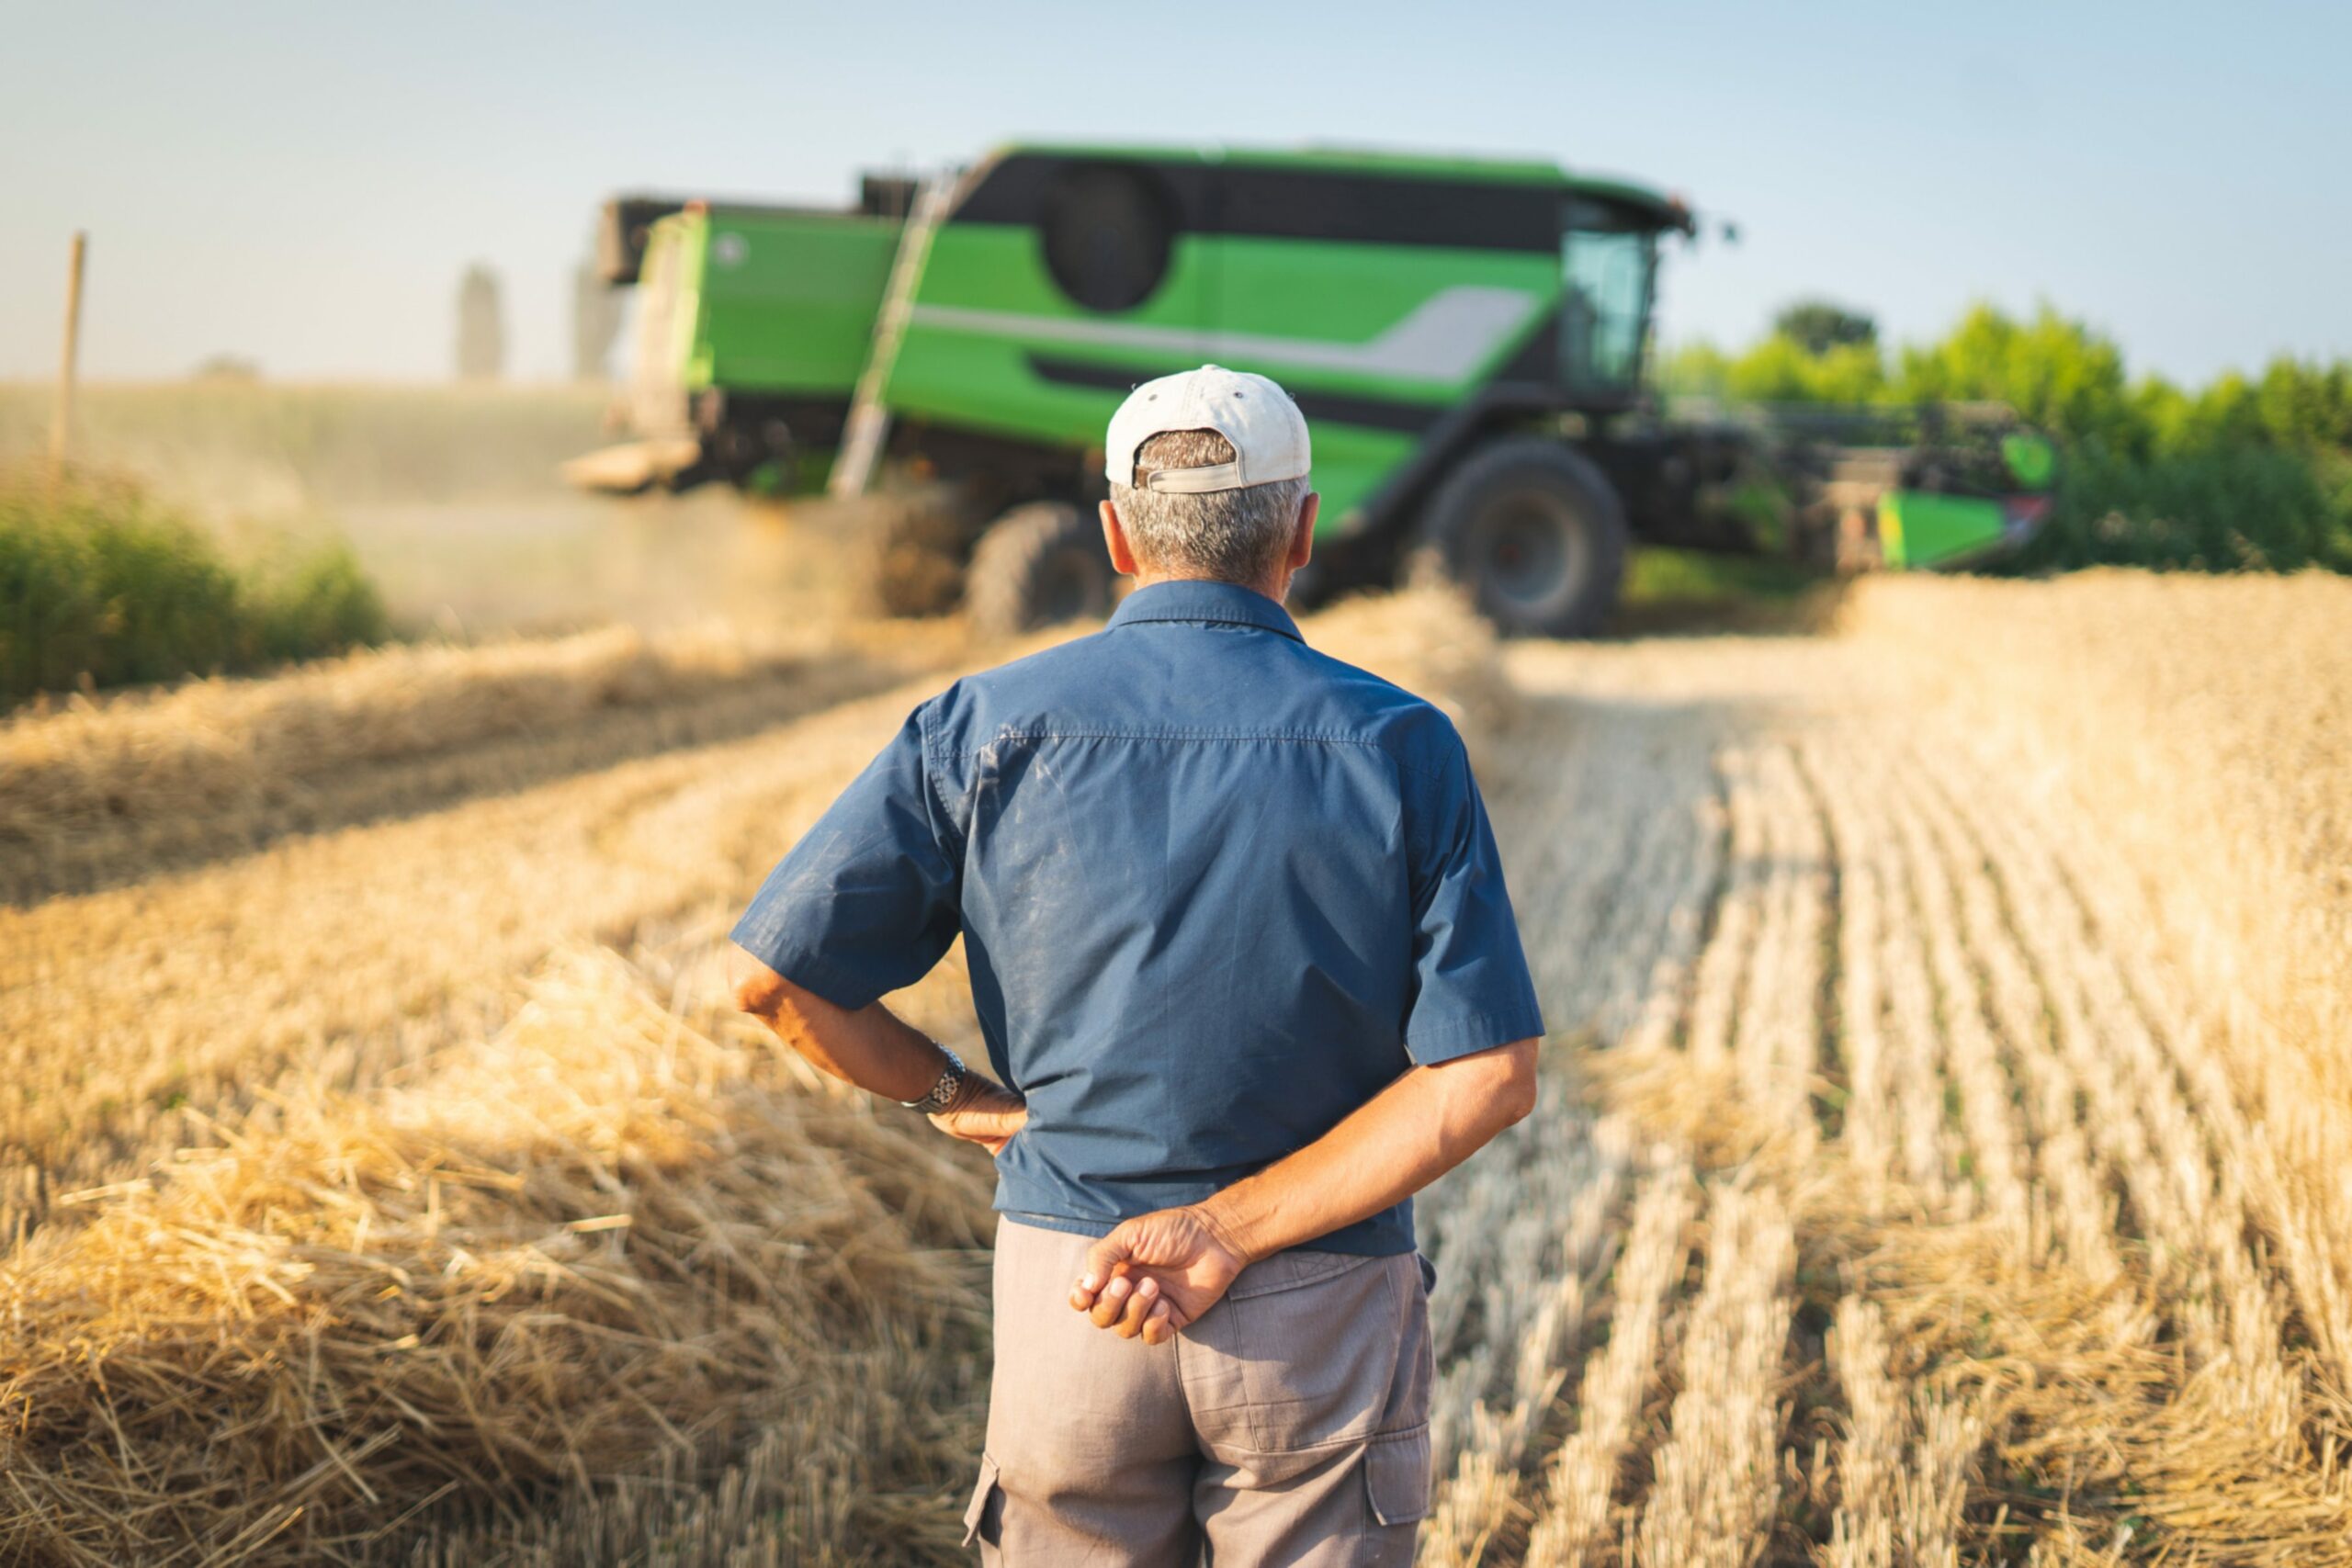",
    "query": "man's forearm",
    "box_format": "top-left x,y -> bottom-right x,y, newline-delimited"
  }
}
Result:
730,948 -> 944,1102
1194,1040 -> 1539,1263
